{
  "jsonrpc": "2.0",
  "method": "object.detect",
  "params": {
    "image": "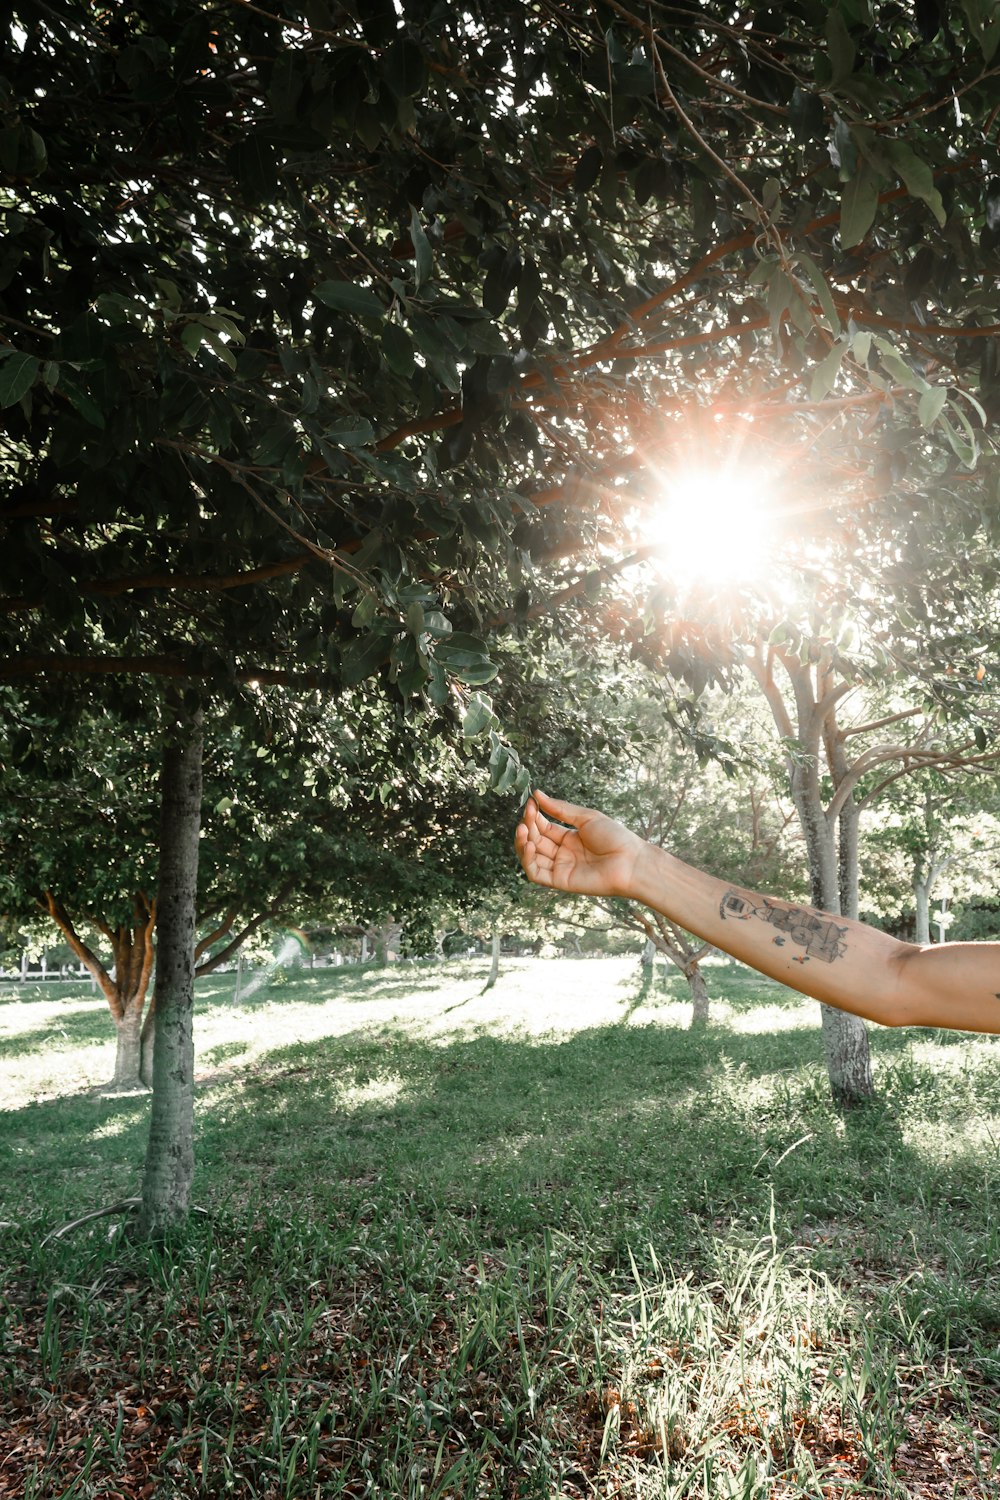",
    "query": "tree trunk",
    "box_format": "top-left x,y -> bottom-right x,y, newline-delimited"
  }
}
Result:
914,879 -> 931,945
686,963 -> 710,1027
483,927 -> 501,991
138,712 -> 203,1239
793,739 -> 874,1110
139,995 -> 156,1088
112,1004 -> 145,1087
42,889 -> 156,1087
